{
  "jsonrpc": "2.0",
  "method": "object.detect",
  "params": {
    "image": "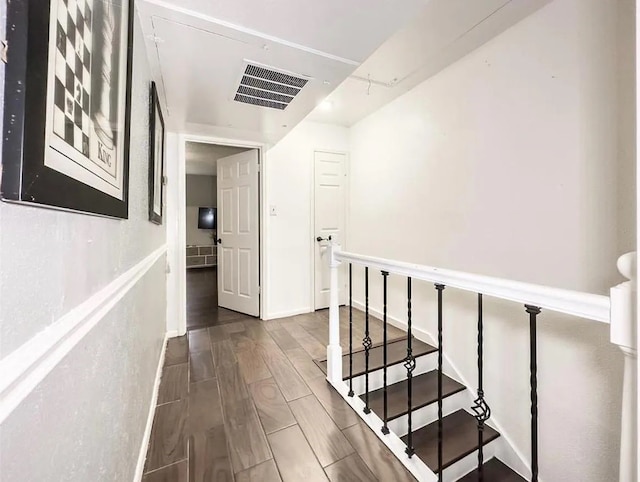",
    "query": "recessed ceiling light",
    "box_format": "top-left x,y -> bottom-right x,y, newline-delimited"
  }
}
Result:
323,80 -> 331,86
319,100 -> 333,111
